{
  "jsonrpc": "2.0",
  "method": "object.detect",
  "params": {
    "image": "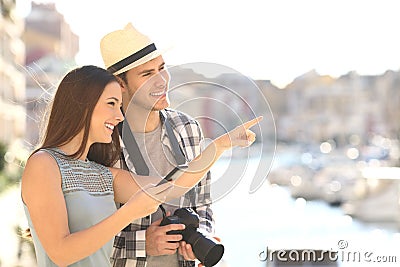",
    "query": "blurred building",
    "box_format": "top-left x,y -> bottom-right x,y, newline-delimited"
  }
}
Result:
24,2 -> 78,65
254,79 -> 287,143
165,63 -> 400,157
280,69 -> 400,146
23,2 -> 78,147
375,70 -> 400,139
167,64 -> 284,146
0,0 -> 26,145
